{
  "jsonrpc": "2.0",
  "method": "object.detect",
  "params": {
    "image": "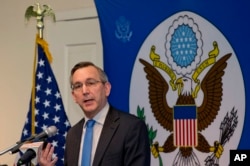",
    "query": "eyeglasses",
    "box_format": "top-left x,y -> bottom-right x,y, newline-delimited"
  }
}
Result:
71,79 -> 103,91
